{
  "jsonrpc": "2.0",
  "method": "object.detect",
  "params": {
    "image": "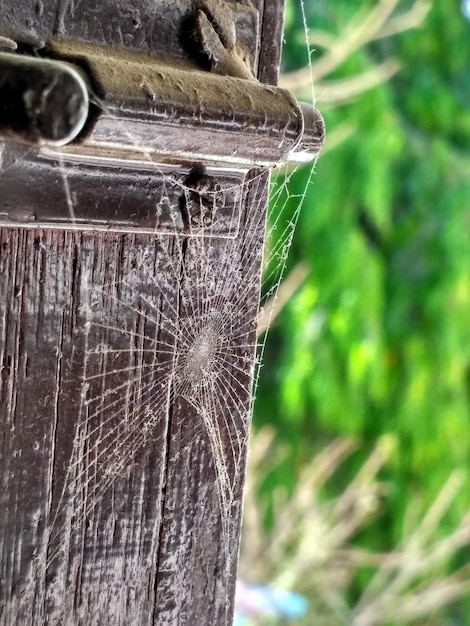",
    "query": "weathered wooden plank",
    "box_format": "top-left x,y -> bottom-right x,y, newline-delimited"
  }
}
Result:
153,170 -> 269,623
0,230 -> 175,624
0,180 -> 270,625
